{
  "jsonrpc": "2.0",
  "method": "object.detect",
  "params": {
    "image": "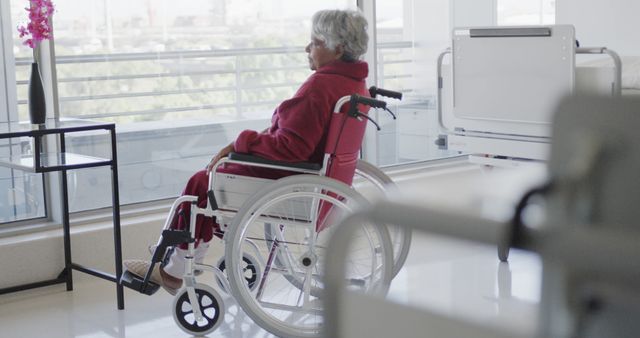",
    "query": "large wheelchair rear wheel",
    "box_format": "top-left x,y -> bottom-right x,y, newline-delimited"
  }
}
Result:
225,175 -> 393,338
354,159 -> 411,277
